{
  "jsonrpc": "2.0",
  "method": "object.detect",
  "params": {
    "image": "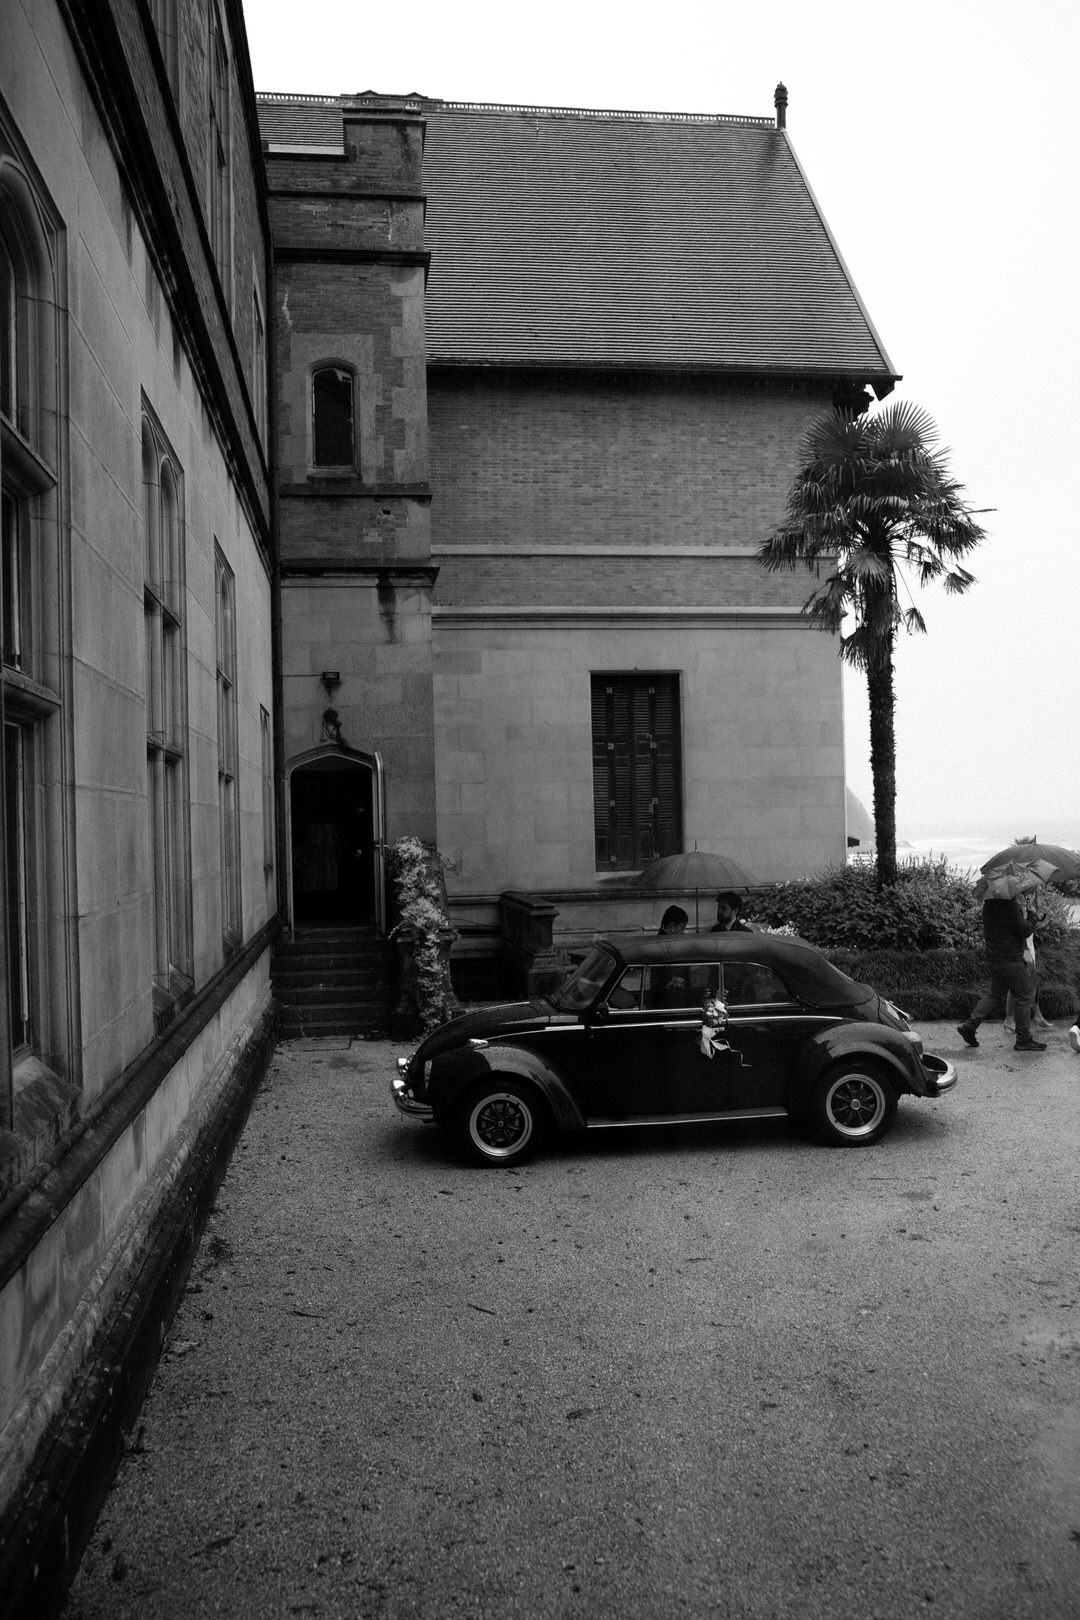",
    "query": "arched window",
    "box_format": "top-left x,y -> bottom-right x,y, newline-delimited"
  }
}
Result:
0,148 -> 63,1120
311,365 -> 355,468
